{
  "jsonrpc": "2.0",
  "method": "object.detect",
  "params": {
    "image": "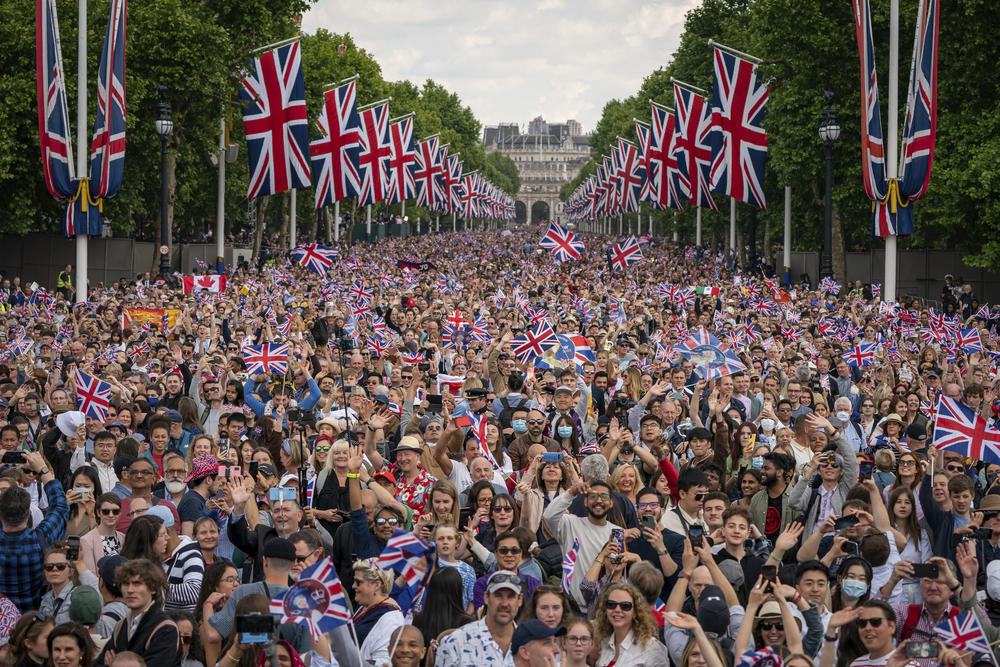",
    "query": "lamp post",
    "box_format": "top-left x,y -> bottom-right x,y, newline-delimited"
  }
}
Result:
155,85 -> 174,279
818,91 -> 840,279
